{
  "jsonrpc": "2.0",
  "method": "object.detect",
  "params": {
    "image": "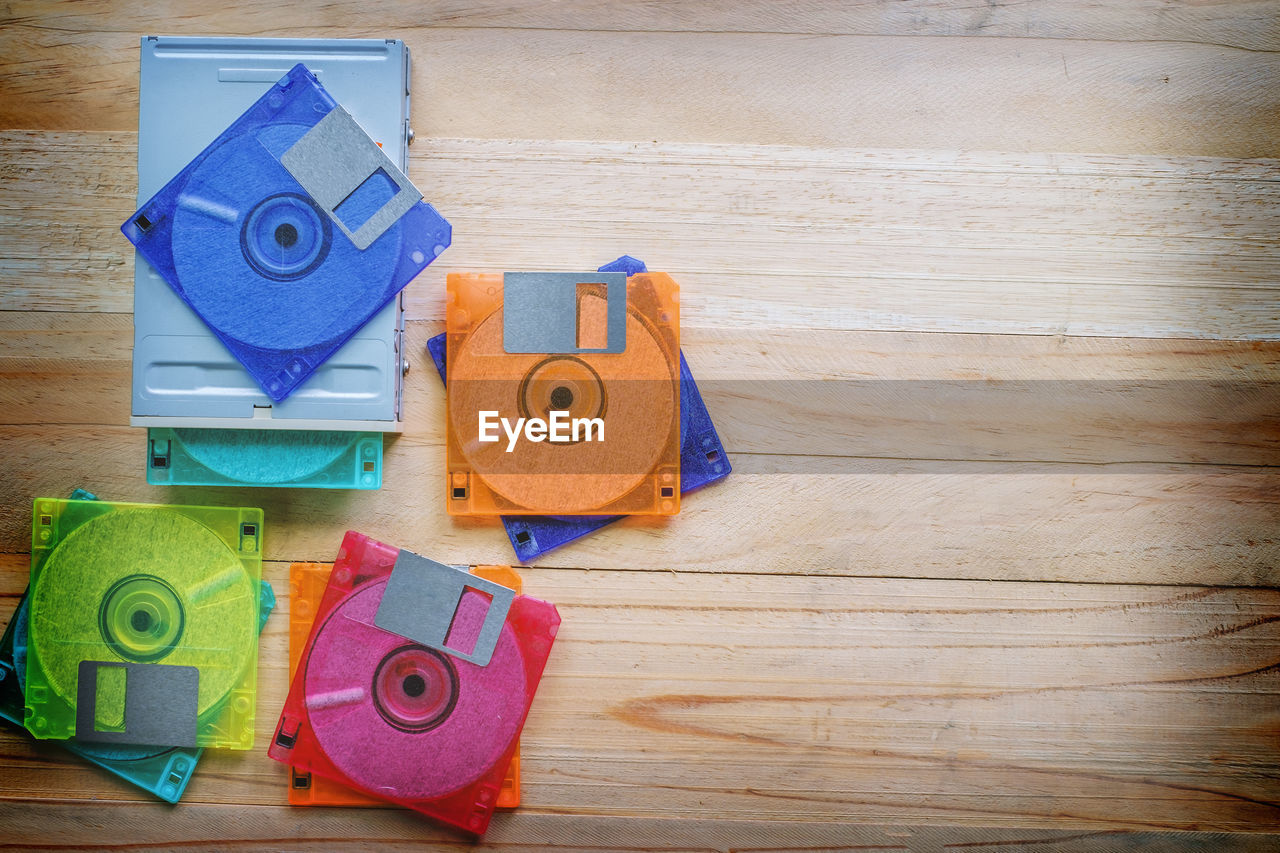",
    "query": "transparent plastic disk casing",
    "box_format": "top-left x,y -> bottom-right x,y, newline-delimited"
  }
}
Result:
450,304 -> 672,512
176,428 -> 356,484
28,509 -> 258,734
